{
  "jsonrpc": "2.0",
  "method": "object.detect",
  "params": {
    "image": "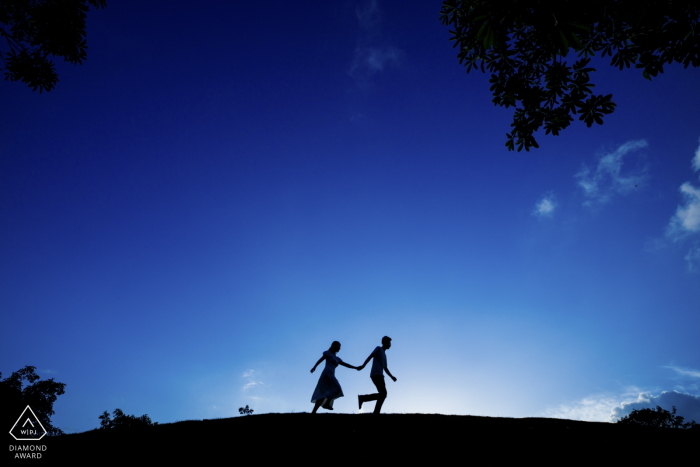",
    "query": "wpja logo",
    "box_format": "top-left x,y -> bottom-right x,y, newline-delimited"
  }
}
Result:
8,405 -> 48,459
